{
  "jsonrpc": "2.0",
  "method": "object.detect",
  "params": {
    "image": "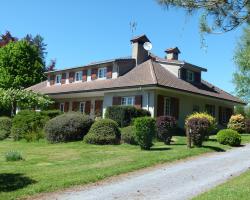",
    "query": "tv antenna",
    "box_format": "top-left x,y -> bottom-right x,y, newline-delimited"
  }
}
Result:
129,21 -> 137,37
